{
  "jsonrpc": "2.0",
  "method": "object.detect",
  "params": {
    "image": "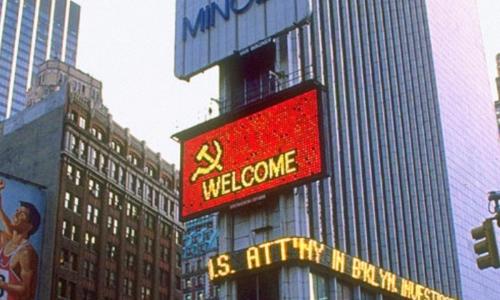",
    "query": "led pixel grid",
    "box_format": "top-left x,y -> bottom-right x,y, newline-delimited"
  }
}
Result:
179,88 -> 324,220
